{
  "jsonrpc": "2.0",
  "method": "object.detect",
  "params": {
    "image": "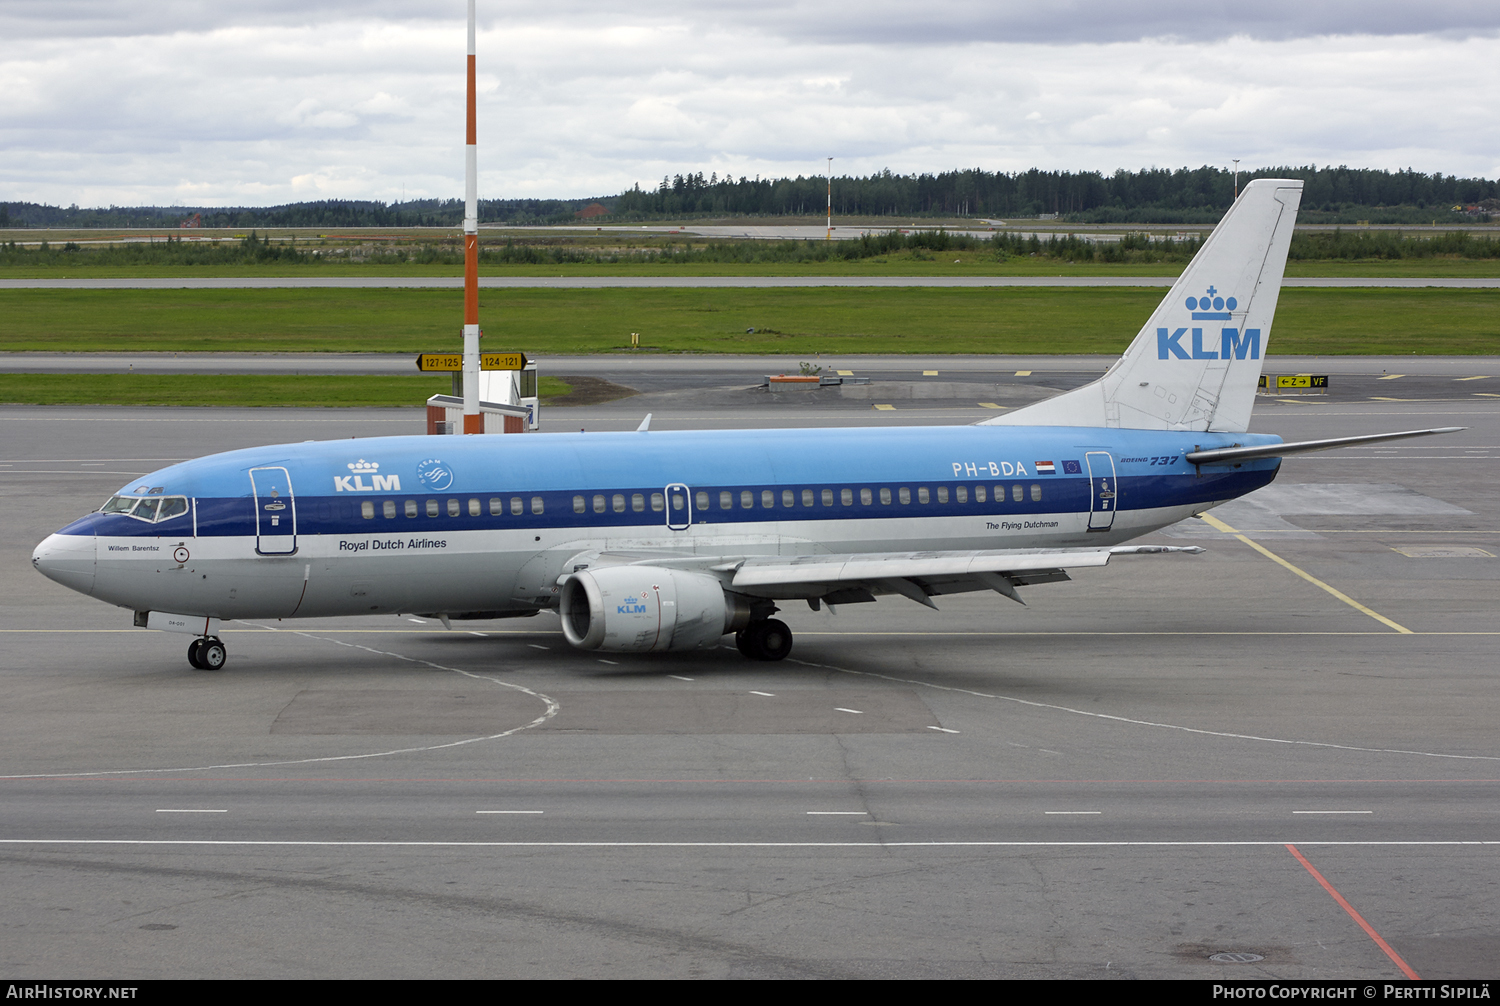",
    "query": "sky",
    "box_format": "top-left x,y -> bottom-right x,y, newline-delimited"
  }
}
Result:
3,1 -> 1498,208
